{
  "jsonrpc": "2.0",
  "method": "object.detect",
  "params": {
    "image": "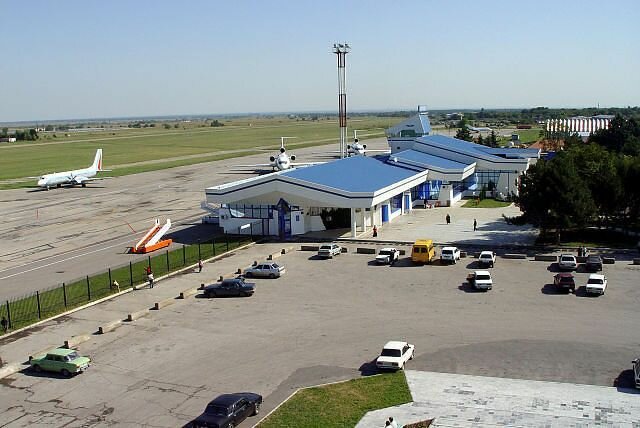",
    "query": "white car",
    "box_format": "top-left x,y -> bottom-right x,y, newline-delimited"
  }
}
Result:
478,251 -> 496,267
585,274 -> 607,295
376,248 -> 400,265
375,341 -> 415,371
558,254 -> 578,271
440,246 -> 461,264
467,270 -> 493,290
244,262 -> 285,278
318,243 -> 342,258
